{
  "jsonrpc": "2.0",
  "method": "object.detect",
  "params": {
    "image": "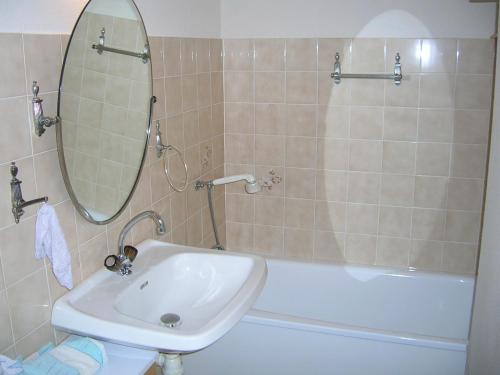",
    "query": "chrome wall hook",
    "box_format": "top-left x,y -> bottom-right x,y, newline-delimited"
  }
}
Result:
10,162 -> 48,224
32,81 -> 60,137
